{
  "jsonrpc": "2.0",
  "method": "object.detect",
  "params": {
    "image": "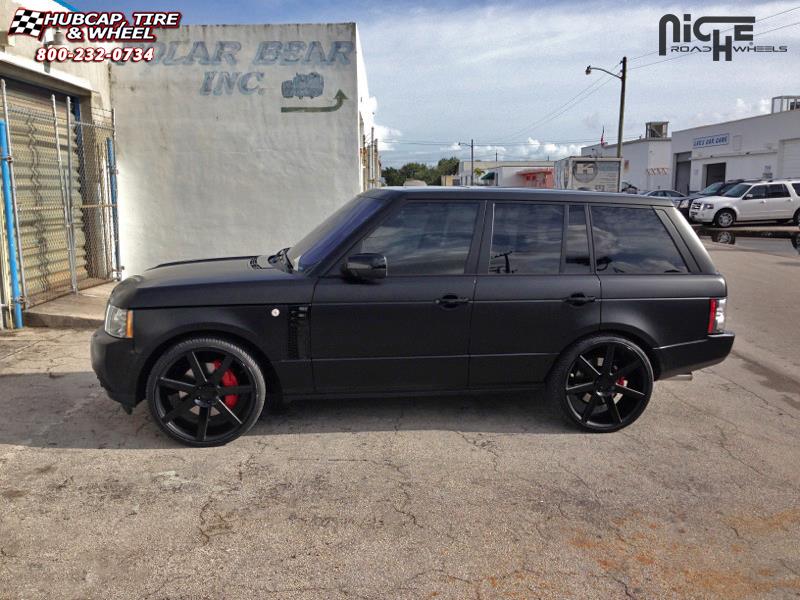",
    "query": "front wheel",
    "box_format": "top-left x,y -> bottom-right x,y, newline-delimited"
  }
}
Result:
146,337 -> 266,447
547,335 -> 654,432
794,209 -> 800,226
713,209 -> 736,228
